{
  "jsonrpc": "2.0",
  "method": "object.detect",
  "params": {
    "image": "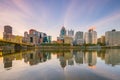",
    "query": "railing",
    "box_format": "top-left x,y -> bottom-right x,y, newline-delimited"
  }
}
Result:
0,39 -> 33,46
